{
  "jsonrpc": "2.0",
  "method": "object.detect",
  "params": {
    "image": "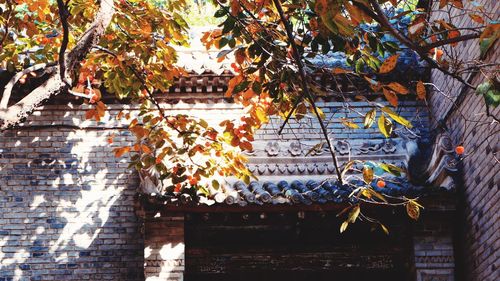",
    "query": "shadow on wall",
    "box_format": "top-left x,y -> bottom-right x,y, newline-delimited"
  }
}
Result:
0,118 -> 144,280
